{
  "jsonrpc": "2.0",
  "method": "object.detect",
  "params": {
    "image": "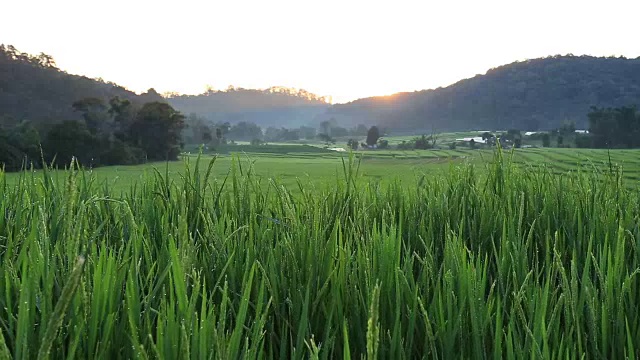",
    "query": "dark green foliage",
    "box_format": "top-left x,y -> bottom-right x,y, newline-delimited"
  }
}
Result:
4,121 -> 41,167
414,134 -> 435,149
366,126 -> 380,146
377,139 -> 389,149
0,134 -> 26,171
130,102 -> 186,161
227,121 -> 263,141
397,140 -> 413,150
264,127 -> 301,142
347,139 -> 359,150
44,120 -> 97,166
541,133 -> 550,147
100,139 -> 146,165
183,113 -> 213,145
0,45 -> 186,170
317,133 -> 335,145
588,106 -> 640,148
557,120 -> 576,136
575,134 -> 591,148
72,97 -> 110,134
